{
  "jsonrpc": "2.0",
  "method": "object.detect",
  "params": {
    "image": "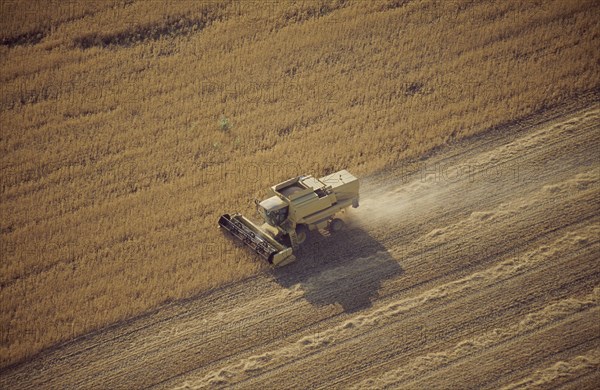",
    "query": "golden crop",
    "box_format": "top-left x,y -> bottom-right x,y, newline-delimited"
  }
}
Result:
1,0 -> 598,367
